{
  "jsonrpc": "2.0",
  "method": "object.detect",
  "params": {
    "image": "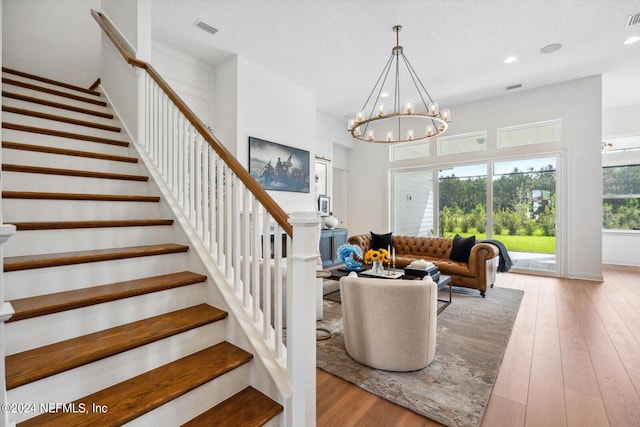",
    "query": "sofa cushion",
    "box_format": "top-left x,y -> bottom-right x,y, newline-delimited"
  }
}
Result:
370,231 -> 393,250
450,234 -> 476,263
